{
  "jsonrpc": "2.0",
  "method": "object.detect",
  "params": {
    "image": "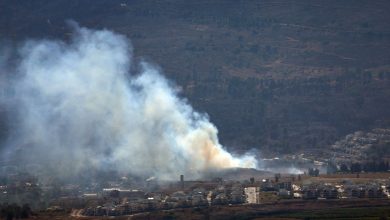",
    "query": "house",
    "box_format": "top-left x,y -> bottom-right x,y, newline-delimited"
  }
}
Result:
244,187 -> 260,204
276,181 -> 292,191
302,187 -> 319,200
230,184 -> 245,204
321,187 -> 338,199
345,186 -> 365,198
212,193 -> 228,205
102,188 -> 145,200
366,186 -> 384,198
278,189 -> 292,199
191,187 -> 208,206
260,179 -> 275,191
